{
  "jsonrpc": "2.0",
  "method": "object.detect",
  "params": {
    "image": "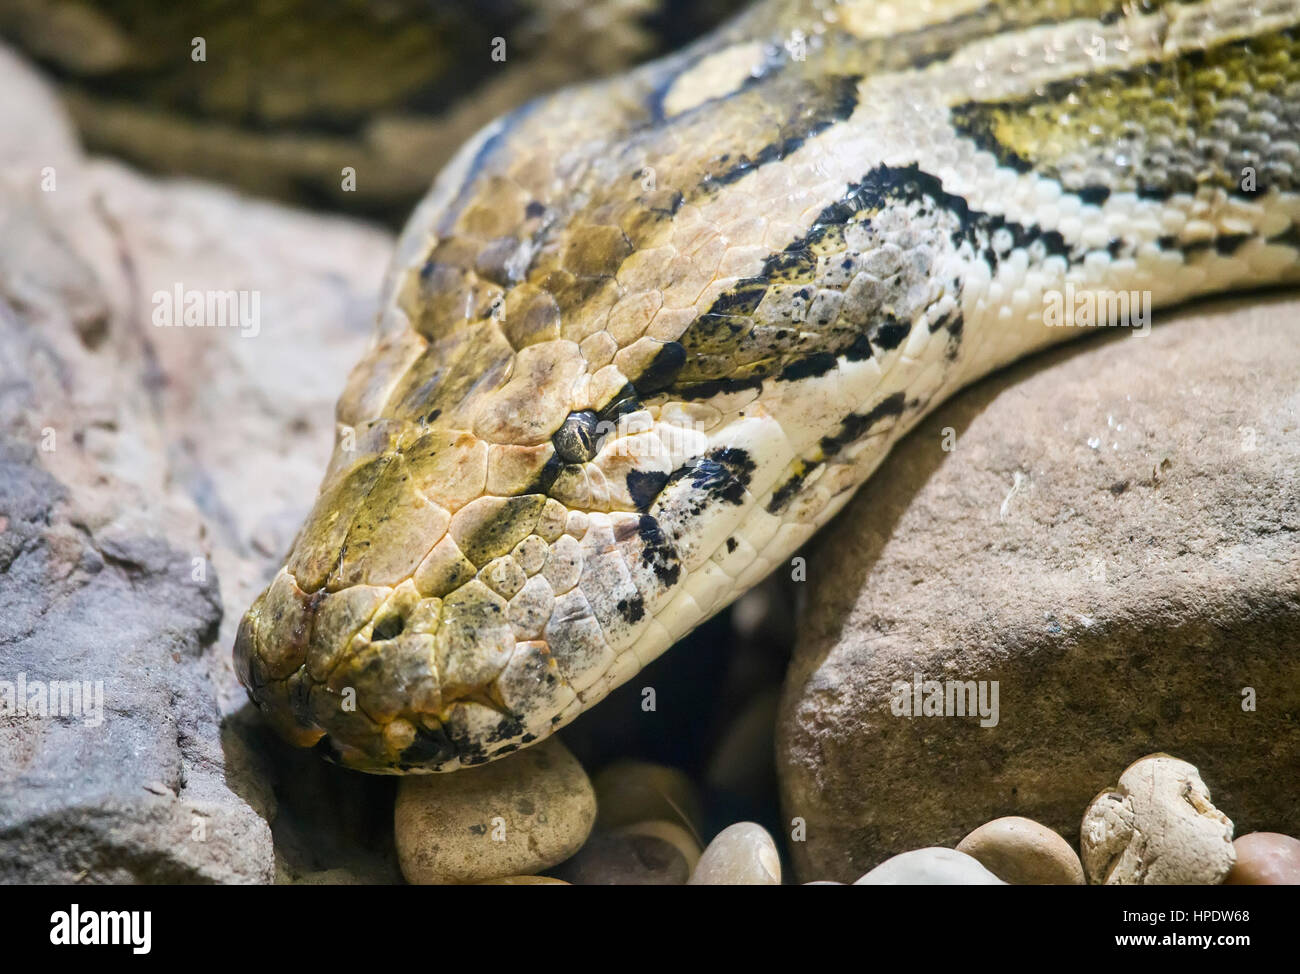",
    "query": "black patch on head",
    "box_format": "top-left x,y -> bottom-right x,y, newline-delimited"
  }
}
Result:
597,383 -> 643,423
778,352 -> 838,382
485,714 -> 525,744
819,392 -> 907,456
843,333 -> 875,362
553,410 -> 602,463
400,724 -> 457,768
635,341 -> 687,394
709,278 -> 767,317
871,318 -> 911,351
661,163 -> 1080,402
617,594 -> 646,623
725,537 -> 738,554
627,469 -> 671,511
371,613 -> 405,642
525,452 -> 564,495
637,514 -> 681,587
707,74 -> 862,189
667,447 -> 755,506
525,200 -> 546,219
767,467 -> 814,514
1077,184 -> 1111,205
